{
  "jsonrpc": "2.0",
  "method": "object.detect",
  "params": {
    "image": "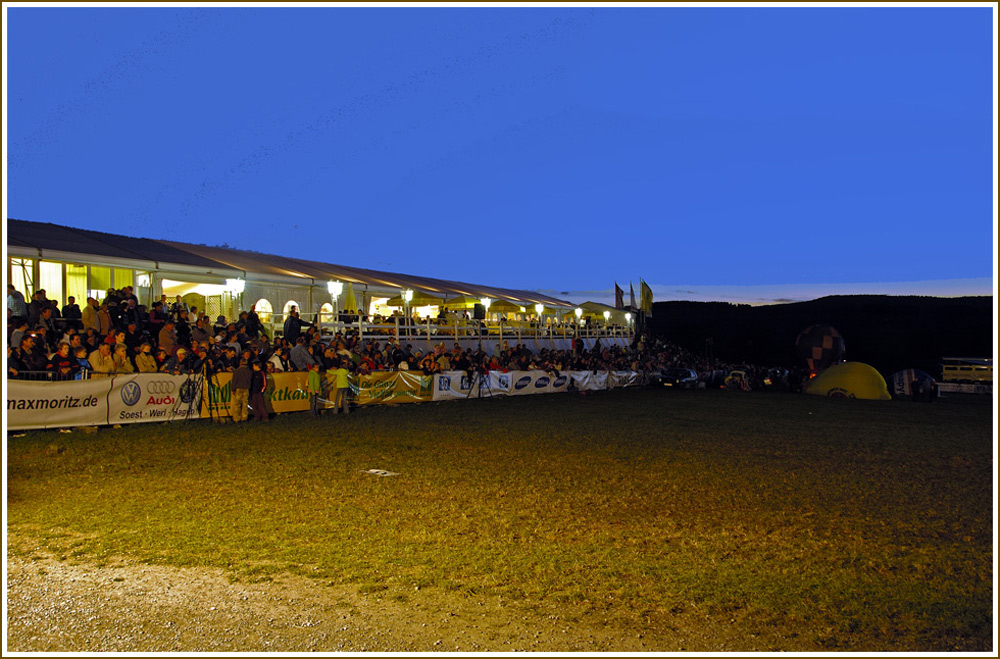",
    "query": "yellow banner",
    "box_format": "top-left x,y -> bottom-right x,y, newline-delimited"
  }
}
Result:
201,370 -> 433,416
353,370 -> 433,406
202,371 -> 320,417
